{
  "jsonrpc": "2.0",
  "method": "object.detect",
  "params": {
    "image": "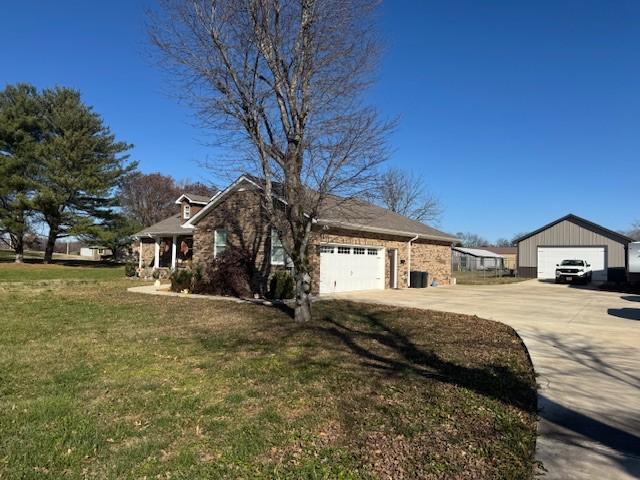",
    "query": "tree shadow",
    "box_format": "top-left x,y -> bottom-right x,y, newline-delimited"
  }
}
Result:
607,308 -> 640,321
622,295 -> 640,303
311,305 -> 537,412
538,394 -> 640,477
